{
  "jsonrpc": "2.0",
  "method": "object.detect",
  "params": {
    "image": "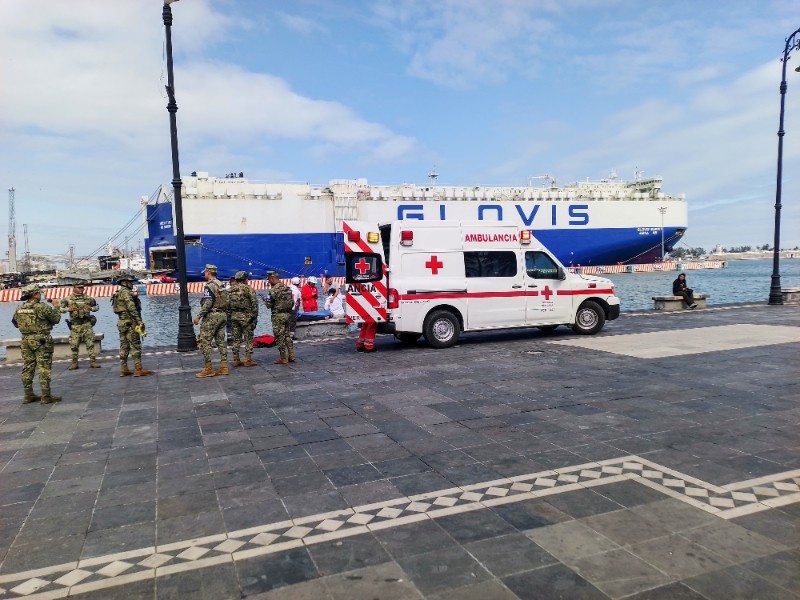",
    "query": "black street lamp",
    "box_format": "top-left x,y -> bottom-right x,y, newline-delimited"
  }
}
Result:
768,26 -> 800,306
163,0 -> 197,350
